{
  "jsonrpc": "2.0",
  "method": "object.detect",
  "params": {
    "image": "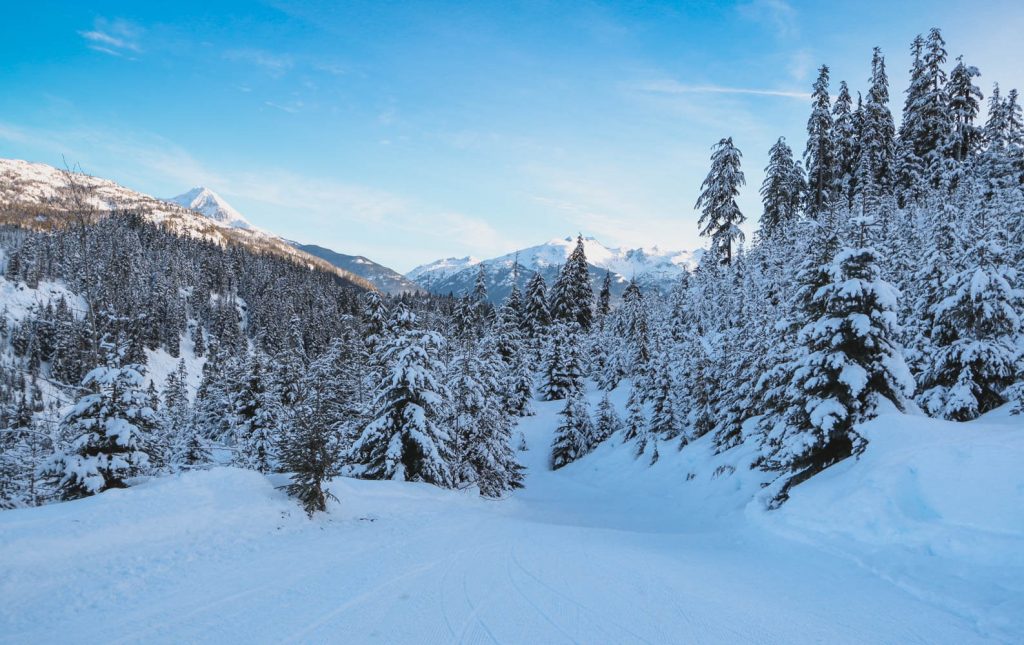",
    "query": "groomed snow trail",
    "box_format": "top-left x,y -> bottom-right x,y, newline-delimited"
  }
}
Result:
1,396 -> 1017,644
